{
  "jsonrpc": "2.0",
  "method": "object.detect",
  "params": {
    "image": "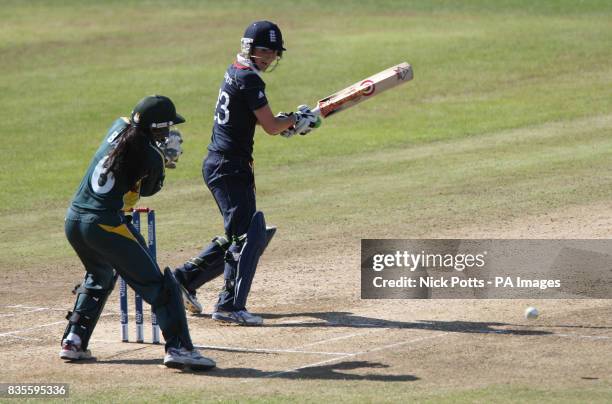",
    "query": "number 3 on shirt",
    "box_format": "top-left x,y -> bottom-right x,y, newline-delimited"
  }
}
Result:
214,90 -> 230,125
